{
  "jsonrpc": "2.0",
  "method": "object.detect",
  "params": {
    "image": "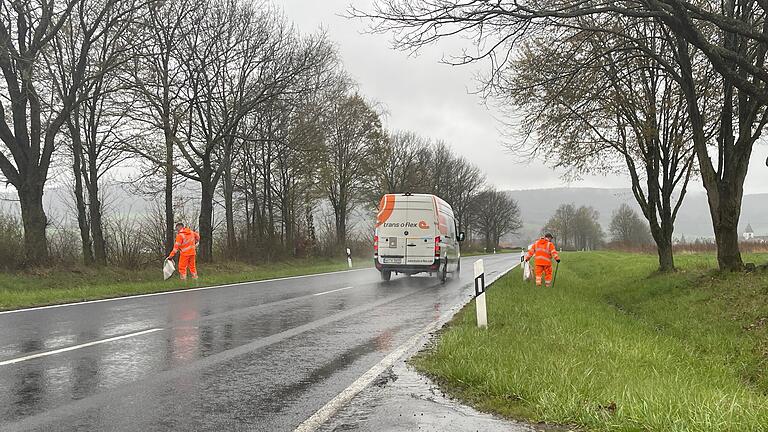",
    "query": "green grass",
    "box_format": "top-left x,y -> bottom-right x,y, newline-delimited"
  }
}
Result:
0,258 -> 371,311
412,251 -> 768,431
